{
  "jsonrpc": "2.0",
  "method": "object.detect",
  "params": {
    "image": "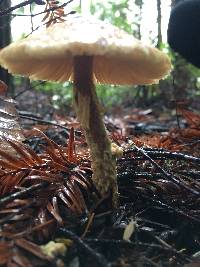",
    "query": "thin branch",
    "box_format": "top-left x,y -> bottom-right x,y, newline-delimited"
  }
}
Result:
14,81 -> 46,99
0,182 -> 47,207
123,148 -> 200,164
29,3 -> 34,32
10,0 -> 74,18
19,113 -> 72,132
0,0 -> 35,17
84,238 -> 191,262
59,228 -> 111,267
0,200 -> 35,224
124,145 -> 200,196
143,195 -> 200,224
